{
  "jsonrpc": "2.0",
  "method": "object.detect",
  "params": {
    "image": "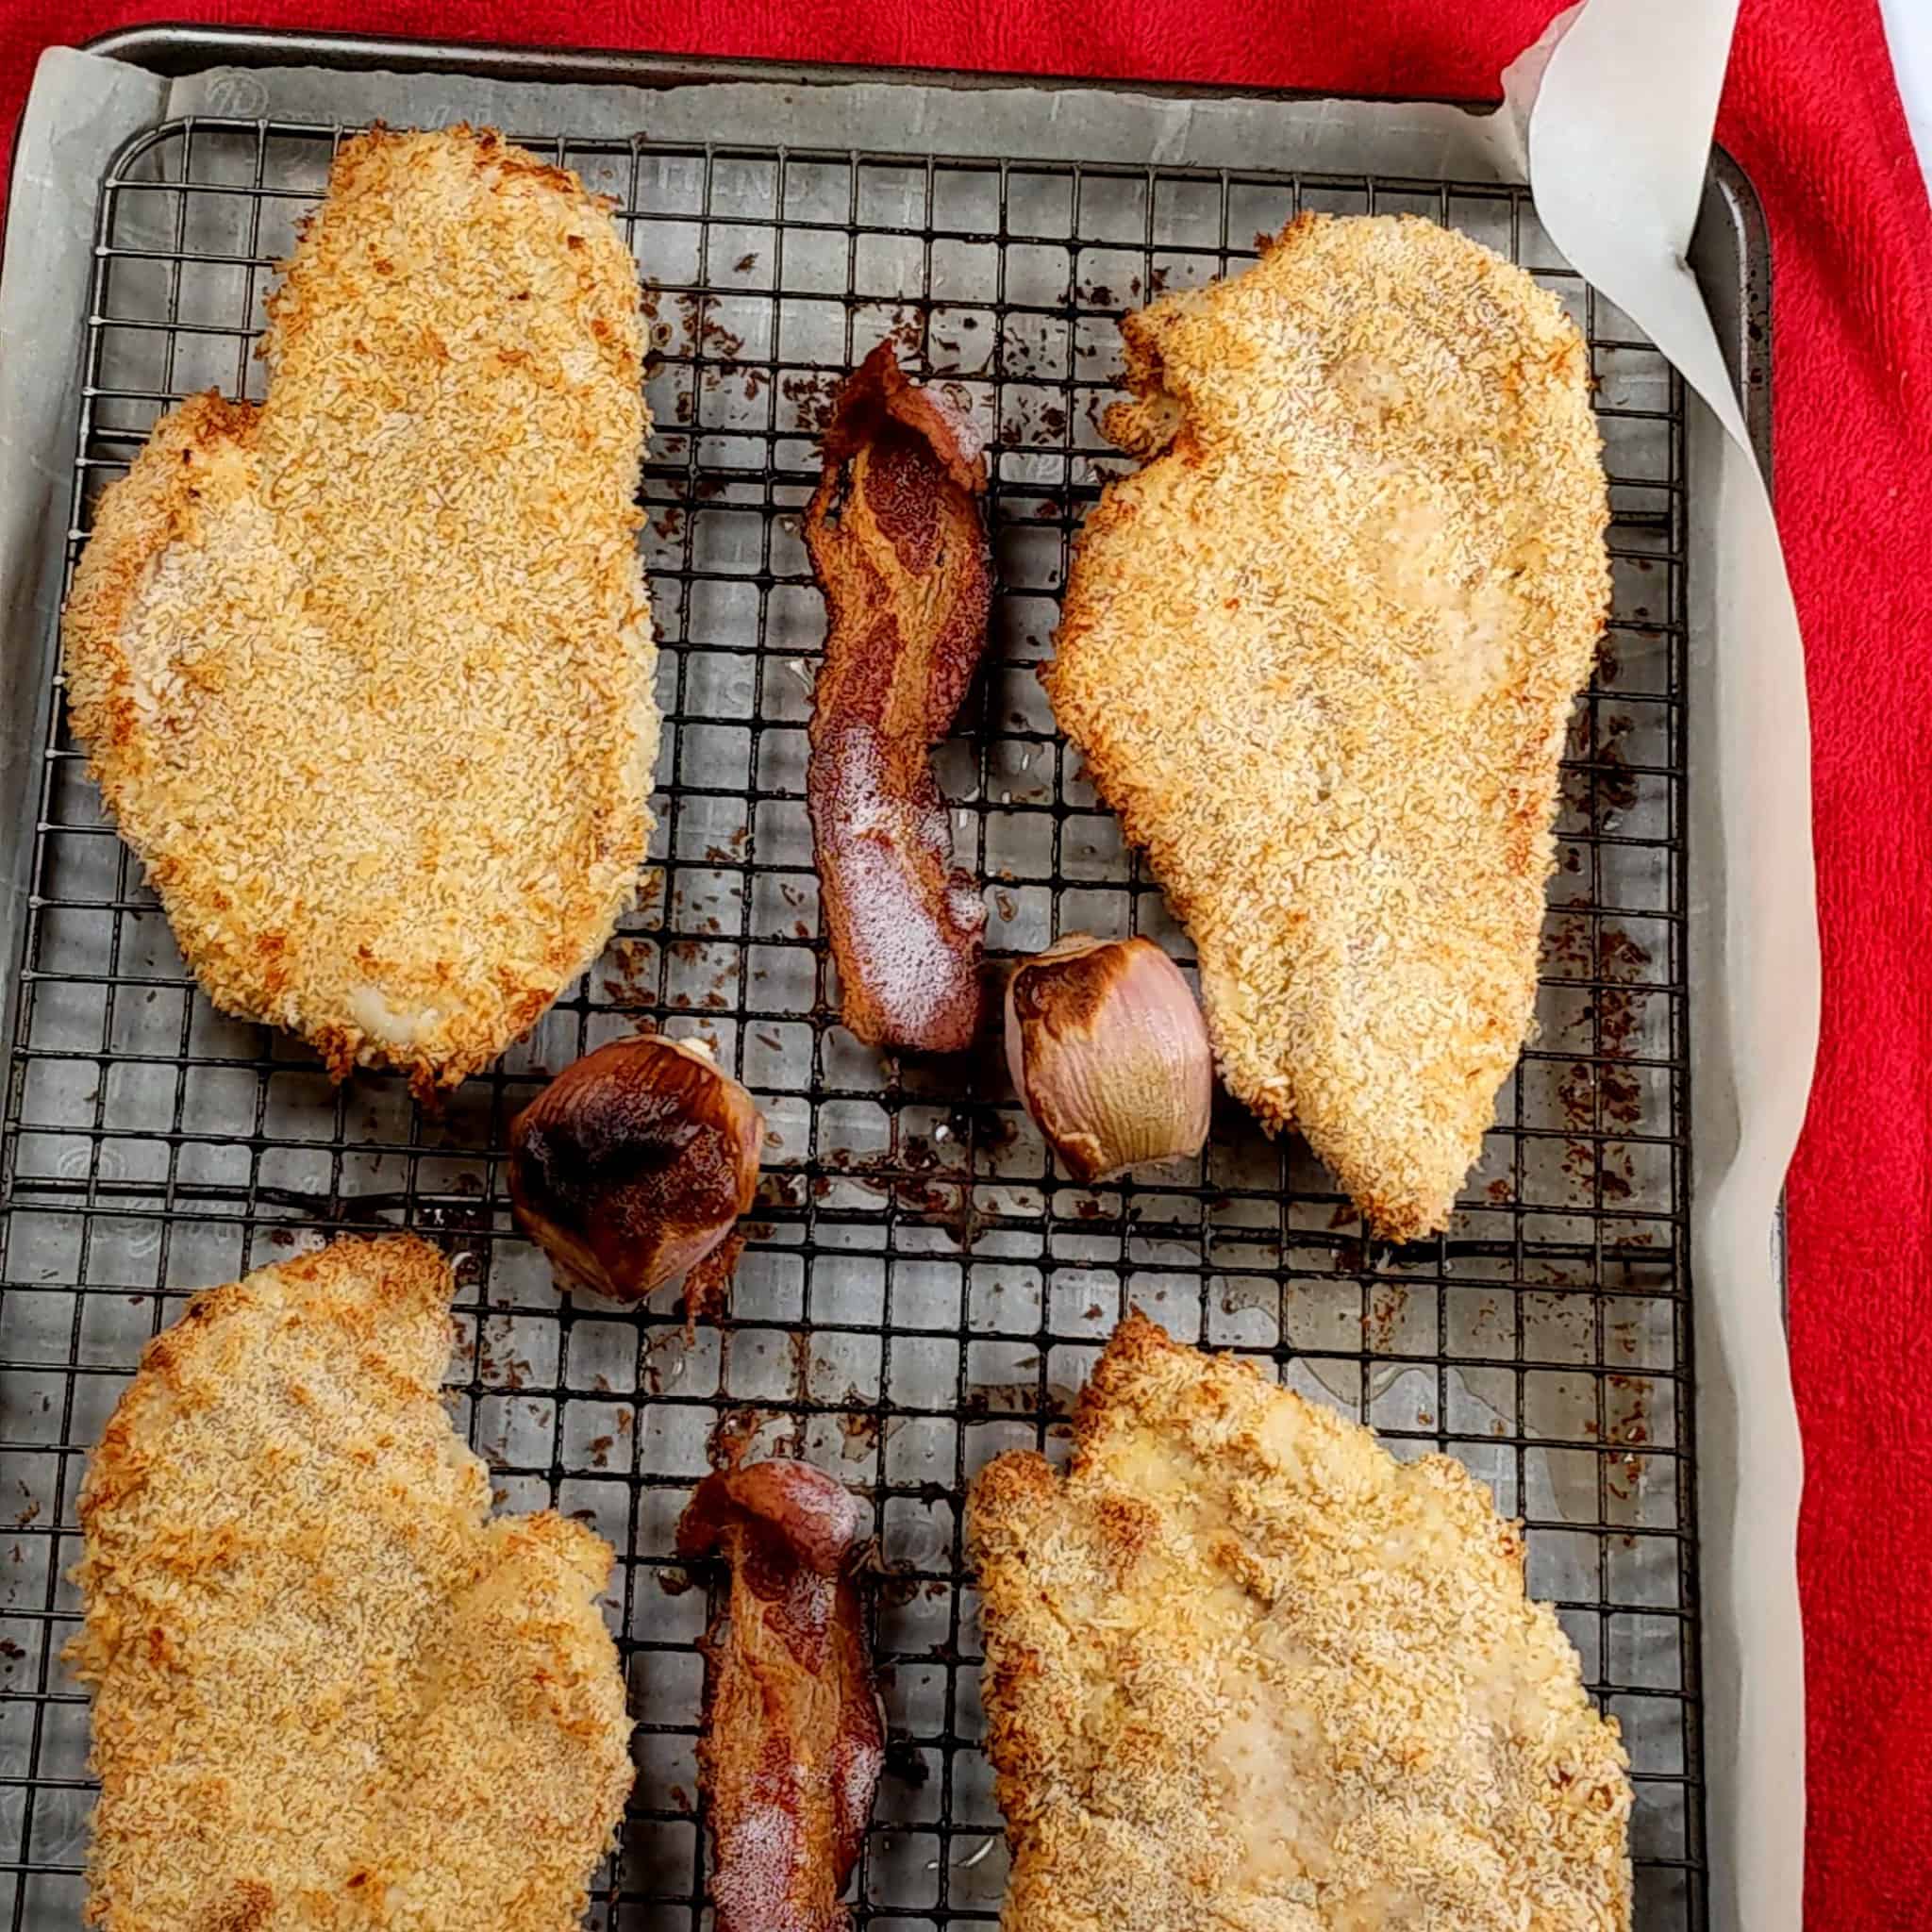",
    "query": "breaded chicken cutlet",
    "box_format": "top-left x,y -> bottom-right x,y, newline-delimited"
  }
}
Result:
969,1315 -> 1631,1932
68,1235 -> 634,1932
62,128 -> 658,1096
1046,215 -> 1610,1240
